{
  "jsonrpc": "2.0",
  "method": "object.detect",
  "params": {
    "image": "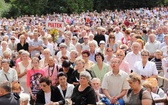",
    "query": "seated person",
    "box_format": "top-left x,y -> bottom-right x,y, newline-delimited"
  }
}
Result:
146,78 -> 167,98
57,72 -> 74,99
91,78 -> 105,102
36,76 -> 65,105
